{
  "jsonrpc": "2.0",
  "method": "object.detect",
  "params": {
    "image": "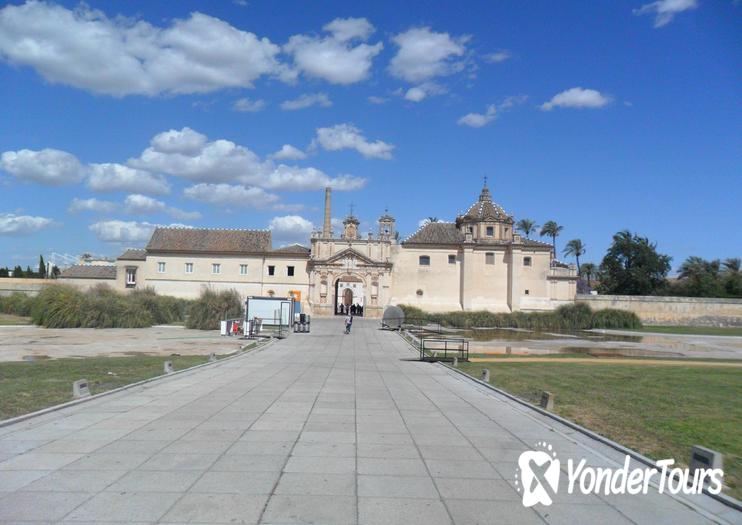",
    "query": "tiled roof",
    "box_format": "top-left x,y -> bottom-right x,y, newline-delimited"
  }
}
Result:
59,265 -> 117,279
146,227 -> 272,254
117,248 -> 147,261
403,222 -> 464,245
522,238 -> 553,249
272,244 -> 311,255
458,185 -> 513,223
